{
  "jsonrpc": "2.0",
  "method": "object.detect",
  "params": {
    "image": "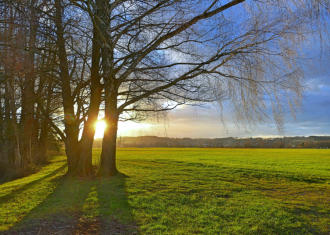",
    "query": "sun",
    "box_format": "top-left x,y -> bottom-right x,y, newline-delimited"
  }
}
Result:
94,120 -> 107,139
94,119 -> 154,138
